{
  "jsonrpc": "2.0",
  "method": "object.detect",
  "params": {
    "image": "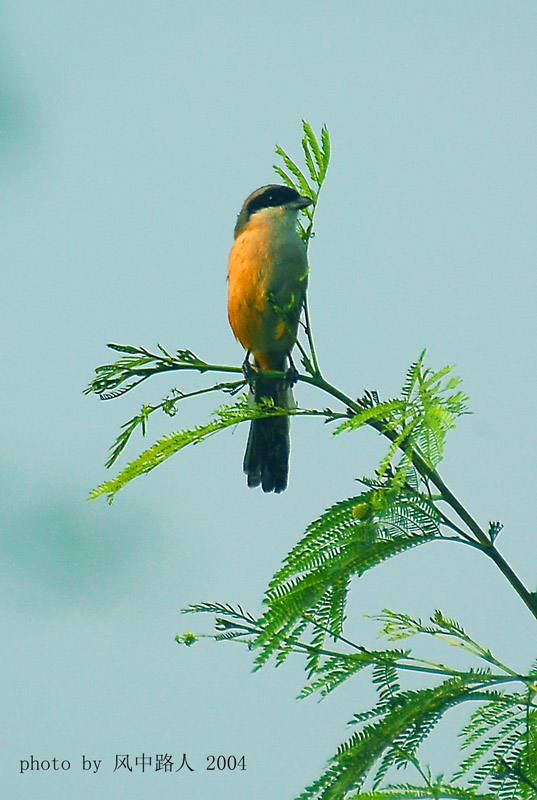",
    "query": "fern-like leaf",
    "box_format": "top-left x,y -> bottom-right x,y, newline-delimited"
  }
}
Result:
336,355 -> 469,474
88,397 -> 255,501
296,678 -> 480,800
350,784 -> 493,798
252,489 -> 441,666
454,691 -> 537,798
